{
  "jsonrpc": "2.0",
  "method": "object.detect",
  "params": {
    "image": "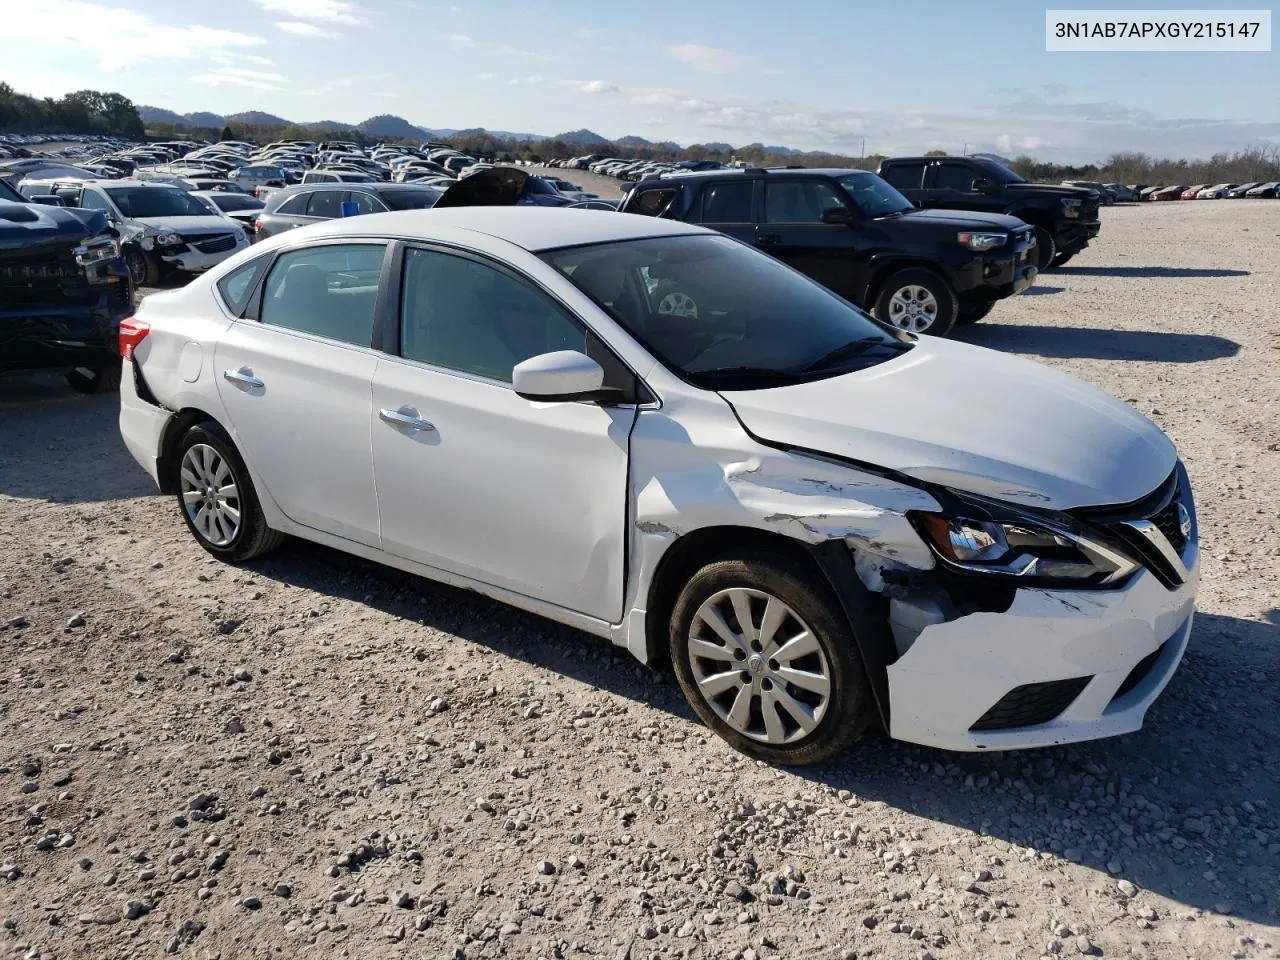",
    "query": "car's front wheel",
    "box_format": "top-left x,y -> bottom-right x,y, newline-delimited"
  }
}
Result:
174,423 -> 283,562
1032,227 -> 1057,271
872,268 -> 956,337
669,550 -> 876,765
123,246 -> 158,287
